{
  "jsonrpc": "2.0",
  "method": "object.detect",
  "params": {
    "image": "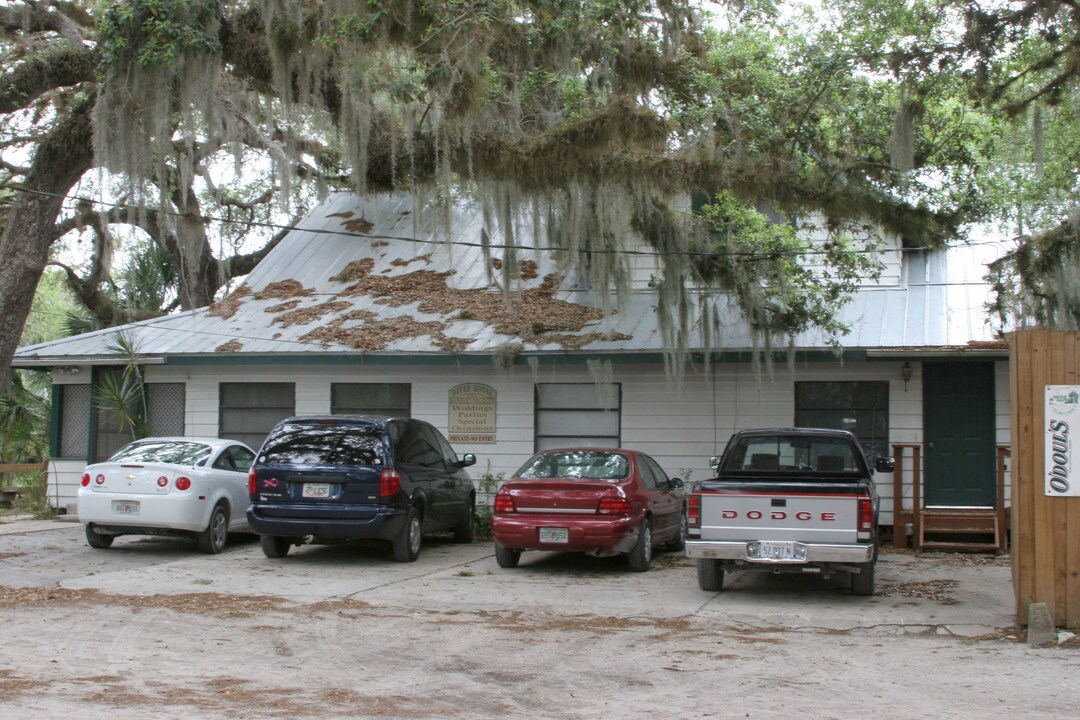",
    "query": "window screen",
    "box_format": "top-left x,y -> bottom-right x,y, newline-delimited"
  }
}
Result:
219,382 -> 295,451
795,381 -> 889,460
58,384 -> 91,458
147,383 -> 185,436
331,383 -> 411,416
535,383 -> 621,451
